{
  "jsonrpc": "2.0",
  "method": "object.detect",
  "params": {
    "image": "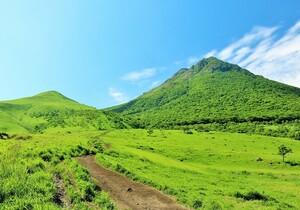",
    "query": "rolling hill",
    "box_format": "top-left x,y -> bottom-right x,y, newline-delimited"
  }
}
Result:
0,91 -> 131,133
109,57 -> 300,130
